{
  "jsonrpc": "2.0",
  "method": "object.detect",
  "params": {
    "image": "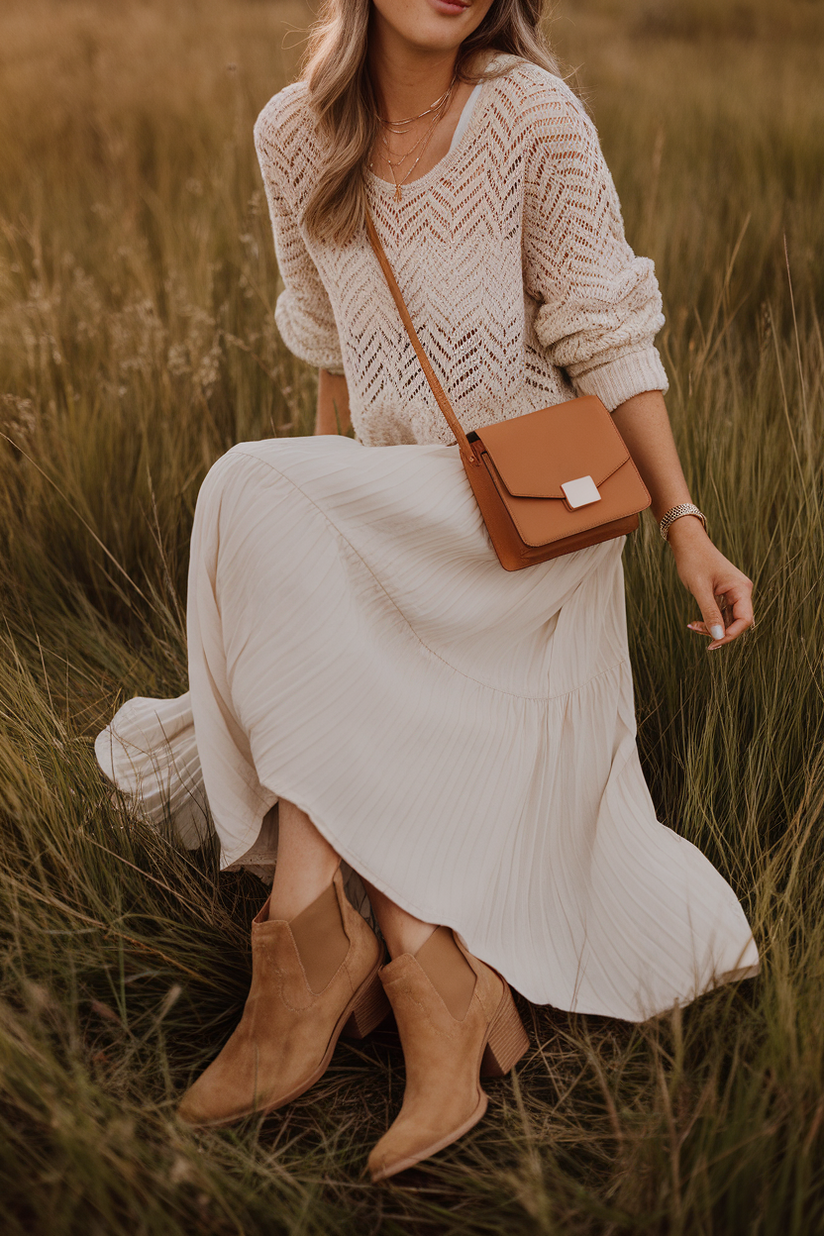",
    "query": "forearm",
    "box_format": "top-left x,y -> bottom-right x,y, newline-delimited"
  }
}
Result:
610,389 -> 693,524
315,369 -> 351,436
